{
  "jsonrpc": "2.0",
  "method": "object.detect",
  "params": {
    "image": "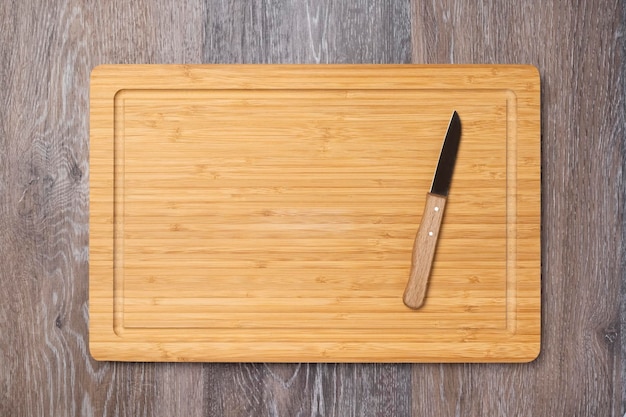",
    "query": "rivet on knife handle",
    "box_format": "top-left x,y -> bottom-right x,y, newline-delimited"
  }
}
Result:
403,111 -> 461,309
